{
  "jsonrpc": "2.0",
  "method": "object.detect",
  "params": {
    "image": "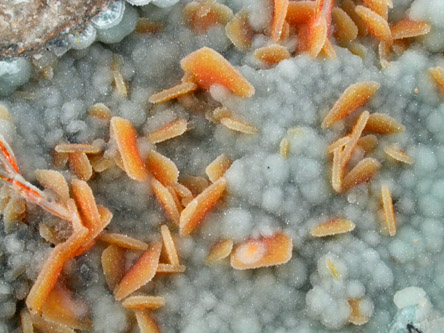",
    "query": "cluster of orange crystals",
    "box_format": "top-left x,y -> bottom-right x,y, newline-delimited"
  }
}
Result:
176,0 -> 432,68
11,137 -> 186,332
0,39 -> 292,332
11,108 -> 229,332
312,52 -> 444,243
2,0 -> 444,331
320,80 -> 409,240
3,105 -> 229,332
